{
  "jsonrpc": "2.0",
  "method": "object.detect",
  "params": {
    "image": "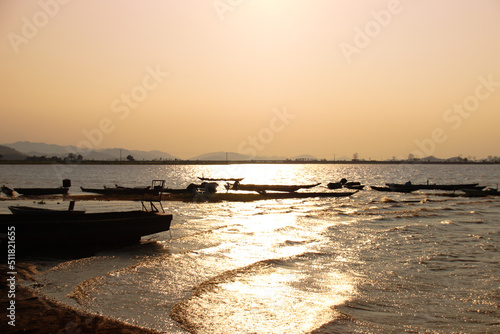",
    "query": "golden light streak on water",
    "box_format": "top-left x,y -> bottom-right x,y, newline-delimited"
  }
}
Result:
173,264 -> 356,333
